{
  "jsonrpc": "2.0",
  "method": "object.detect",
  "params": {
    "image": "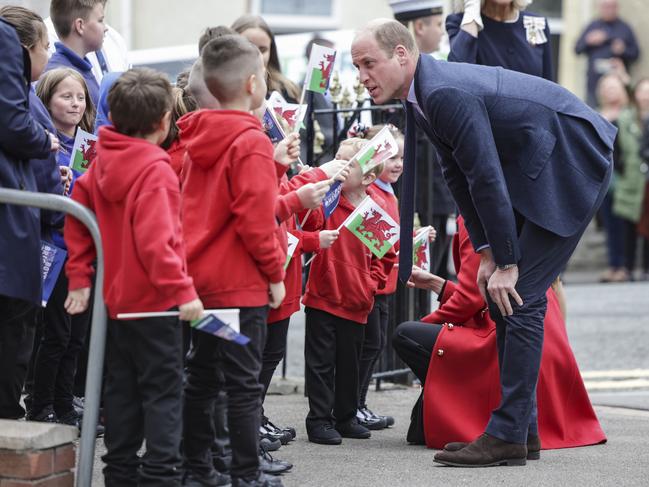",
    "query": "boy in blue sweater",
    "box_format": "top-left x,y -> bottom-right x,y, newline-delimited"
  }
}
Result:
45,0 -> 107,106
